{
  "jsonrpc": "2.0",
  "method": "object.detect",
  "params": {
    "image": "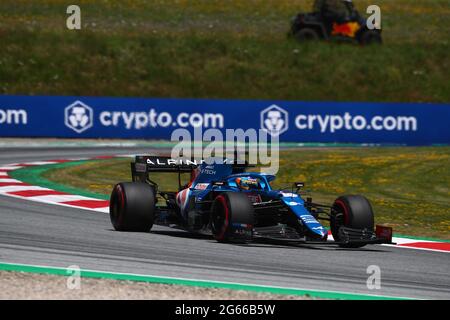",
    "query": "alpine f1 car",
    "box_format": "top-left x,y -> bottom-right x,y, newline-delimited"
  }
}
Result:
109,156 -> 393,248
